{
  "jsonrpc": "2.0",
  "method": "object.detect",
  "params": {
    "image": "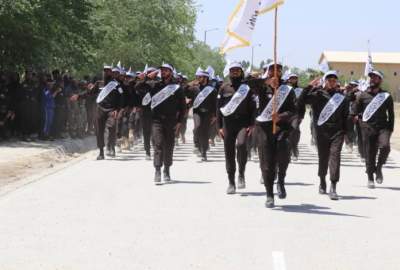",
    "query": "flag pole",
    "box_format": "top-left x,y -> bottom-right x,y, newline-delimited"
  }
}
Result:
272,7 -> 279,134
